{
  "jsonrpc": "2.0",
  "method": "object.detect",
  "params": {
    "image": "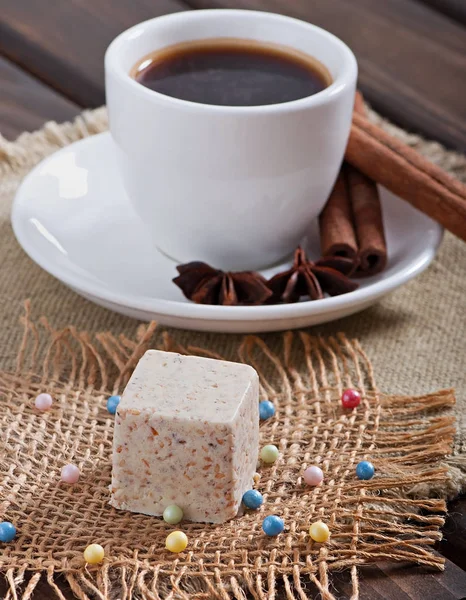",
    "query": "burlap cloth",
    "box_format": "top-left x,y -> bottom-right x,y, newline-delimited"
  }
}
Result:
0,107 -> 464,599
